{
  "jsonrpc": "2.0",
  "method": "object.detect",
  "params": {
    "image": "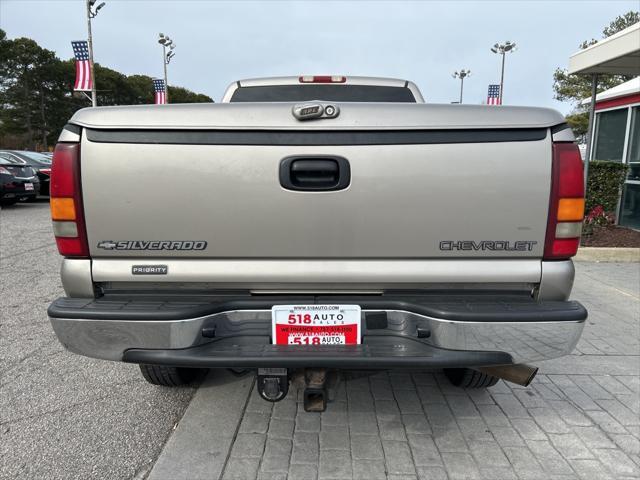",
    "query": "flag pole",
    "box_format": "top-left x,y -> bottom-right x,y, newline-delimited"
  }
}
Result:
162,43 -> 169,104
491,41 -> 516,105
86,0 -> 97,107
158,33 -> 175,104
499,51 -> 505,103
